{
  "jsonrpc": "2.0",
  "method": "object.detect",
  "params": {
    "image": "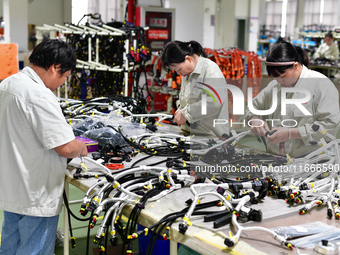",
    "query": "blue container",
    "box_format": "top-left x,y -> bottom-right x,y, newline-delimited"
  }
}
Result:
137,224 -> 179,255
